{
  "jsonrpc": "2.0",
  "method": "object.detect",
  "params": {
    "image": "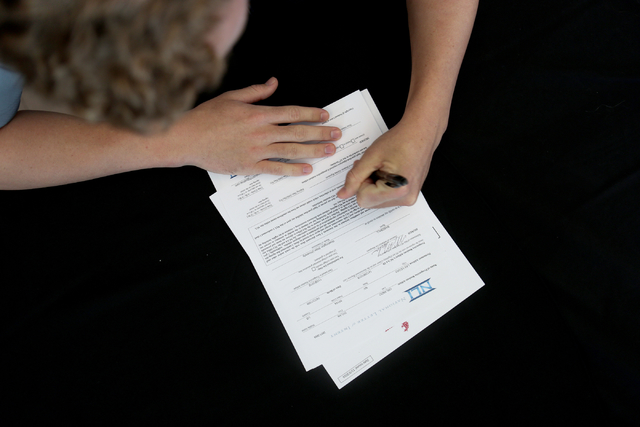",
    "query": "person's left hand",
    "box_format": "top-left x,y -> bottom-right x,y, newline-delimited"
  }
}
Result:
336,116 -> 443,208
